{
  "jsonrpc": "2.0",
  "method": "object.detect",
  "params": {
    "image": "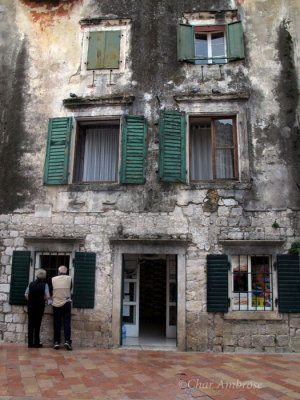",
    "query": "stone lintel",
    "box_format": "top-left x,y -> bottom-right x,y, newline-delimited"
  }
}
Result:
24,236 -> 84,243
219,240 -> 285,246
174,91 -> 250,103
79,17 -> 131,26
63,96 -> 135,108
110,238 -> 190,246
